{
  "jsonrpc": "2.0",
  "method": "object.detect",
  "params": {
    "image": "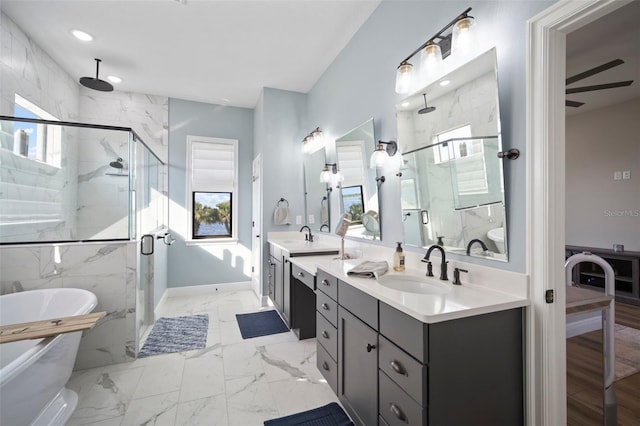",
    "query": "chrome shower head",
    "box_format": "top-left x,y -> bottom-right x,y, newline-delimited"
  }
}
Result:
418,93 -> 436,114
